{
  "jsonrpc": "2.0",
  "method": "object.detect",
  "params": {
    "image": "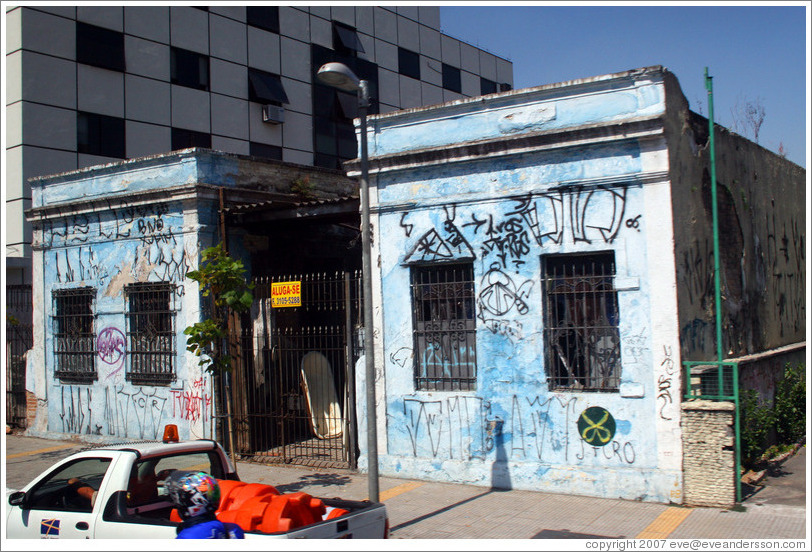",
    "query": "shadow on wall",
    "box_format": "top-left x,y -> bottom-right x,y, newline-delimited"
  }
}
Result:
489,418 -> 512,491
